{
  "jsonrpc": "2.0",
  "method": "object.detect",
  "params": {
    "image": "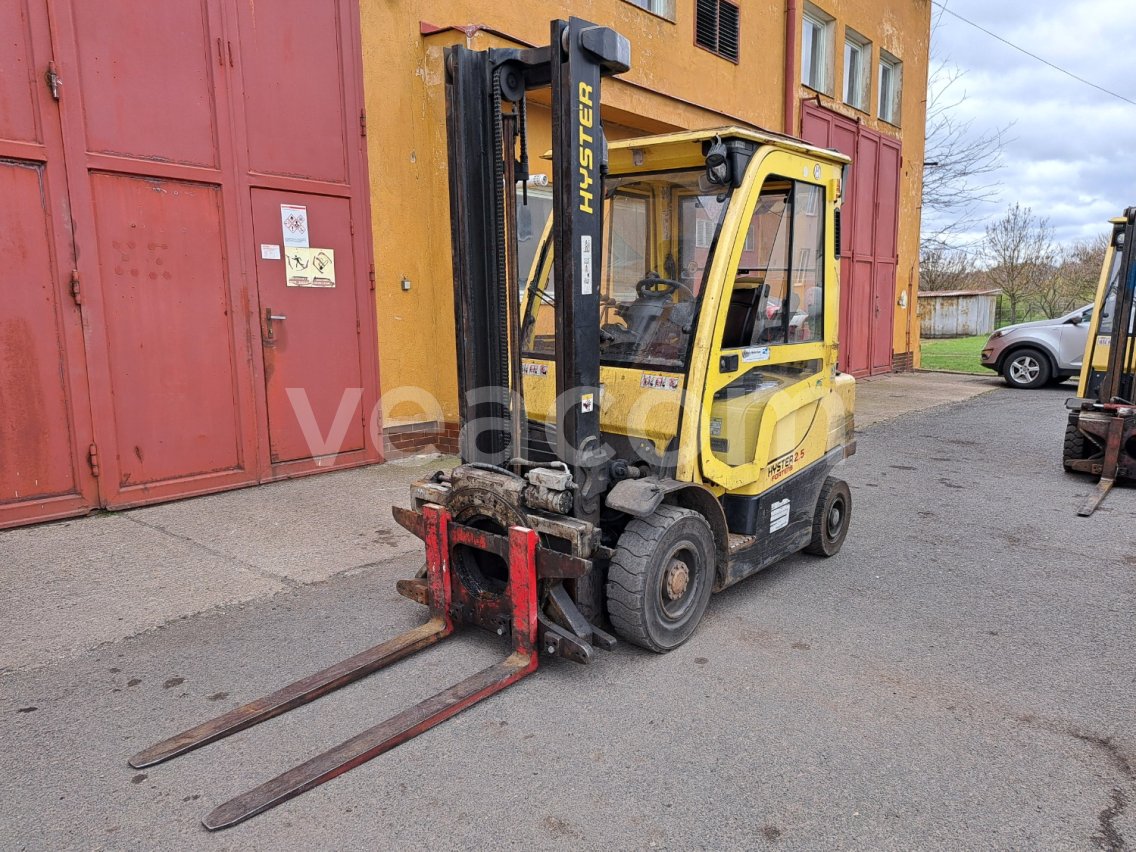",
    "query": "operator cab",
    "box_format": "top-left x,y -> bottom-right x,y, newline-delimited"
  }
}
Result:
519,128 -> 852,503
